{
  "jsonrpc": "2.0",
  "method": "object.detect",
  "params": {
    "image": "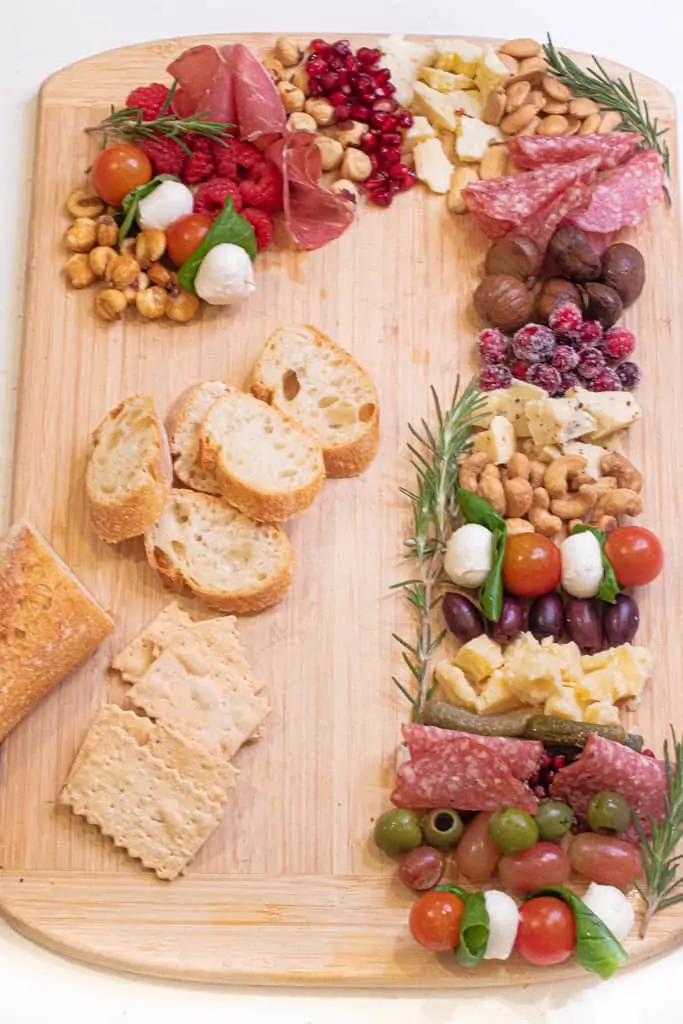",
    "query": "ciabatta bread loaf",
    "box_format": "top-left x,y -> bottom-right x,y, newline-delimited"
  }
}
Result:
166,381 -> 228,495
